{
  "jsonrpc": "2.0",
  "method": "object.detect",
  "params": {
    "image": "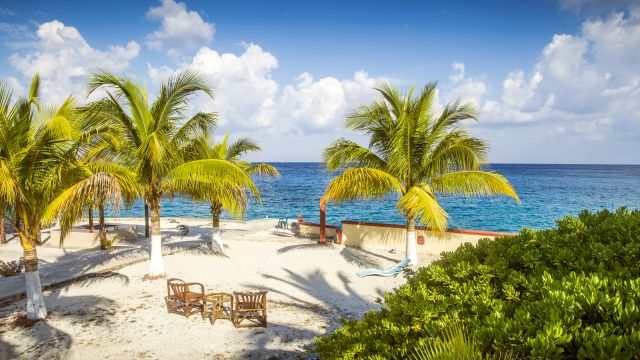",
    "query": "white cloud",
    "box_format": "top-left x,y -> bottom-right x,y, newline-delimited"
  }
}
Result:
146,0 -> 214,57
446,9 -> 640,140
272,70 -> 384,133
1,75 -> 24,97
150,43 -> 386,134
446,62 -> 487,107
9,20 -> 139,103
